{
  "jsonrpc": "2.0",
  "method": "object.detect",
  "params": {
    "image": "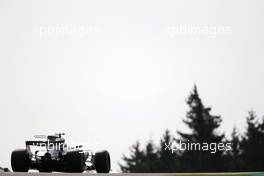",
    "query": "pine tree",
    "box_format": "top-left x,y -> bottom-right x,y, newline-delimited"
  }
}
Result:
119,141 -> 146,172
178,85 -> 224,172
119,140 -> 160,172
224,127 -> 242,171
158,129 -> 181,172
240,111 -> 264,171
142,140 -> 159,172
